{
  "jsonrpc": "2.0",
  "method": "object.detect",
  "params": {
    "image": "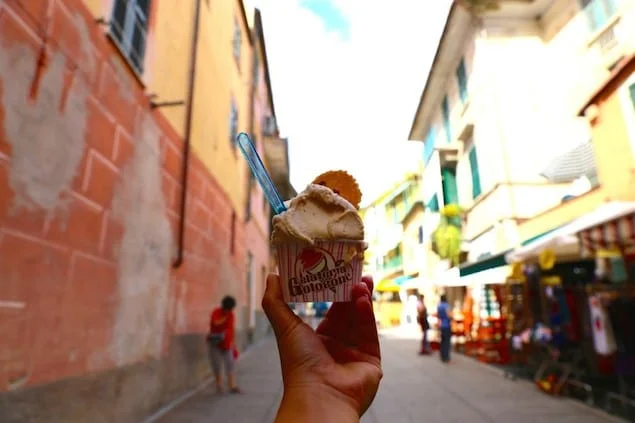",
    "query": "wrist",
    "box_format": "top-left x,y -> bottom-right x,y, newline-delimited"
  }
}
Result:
276,385 -> 359,423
